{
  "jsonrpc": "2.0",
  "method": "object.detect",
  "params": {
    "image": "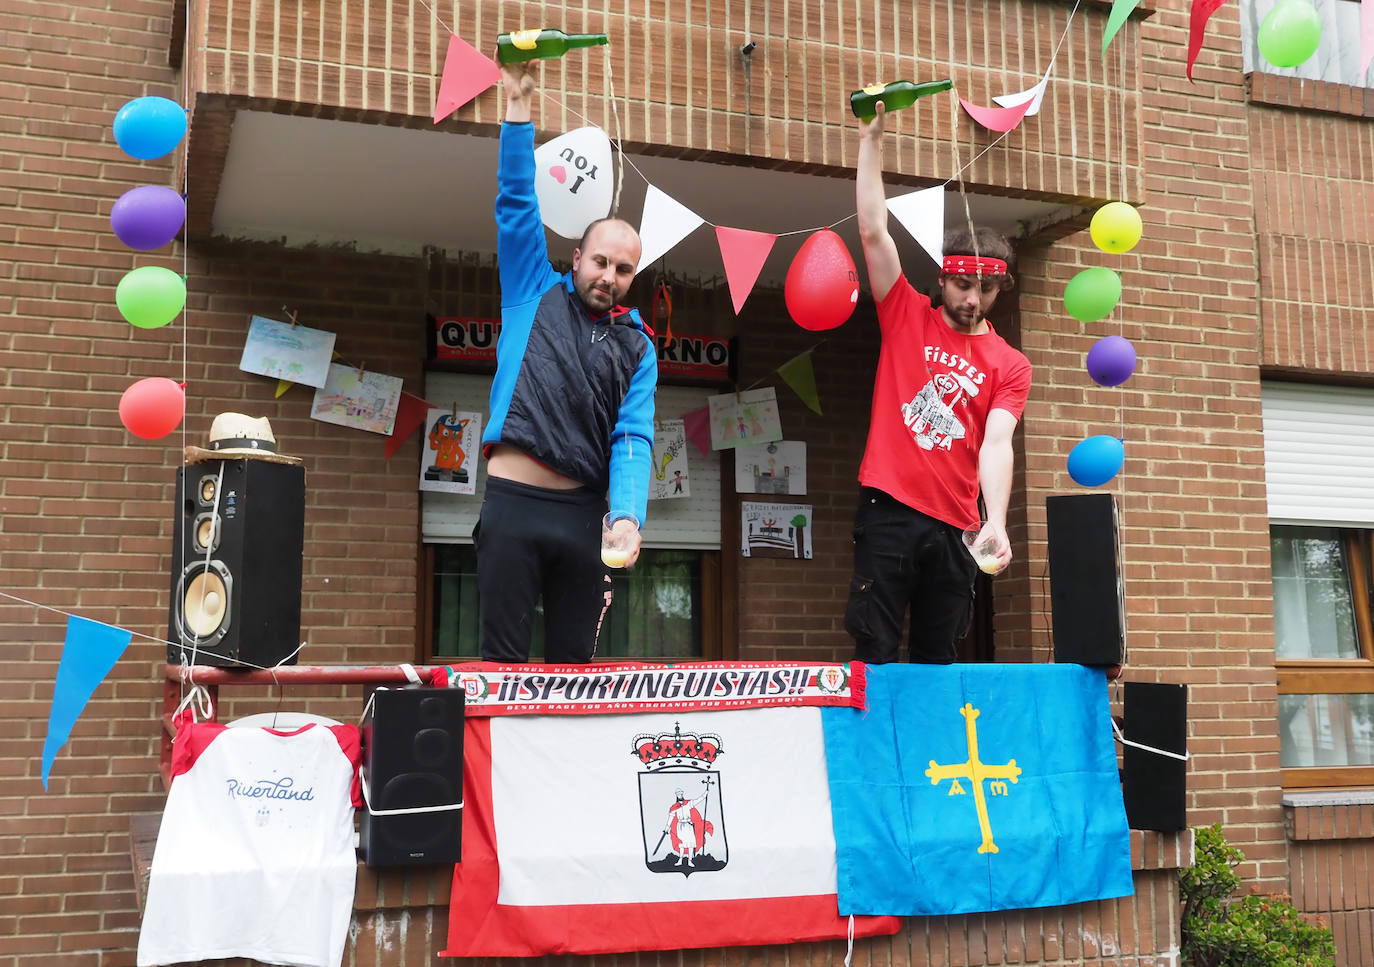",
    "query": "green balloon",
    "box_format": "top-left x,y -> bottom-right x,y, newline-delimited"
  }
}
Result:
116,265 -> 185,329
1257,0 -> 1321,69
1064,267 -> 1122,323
